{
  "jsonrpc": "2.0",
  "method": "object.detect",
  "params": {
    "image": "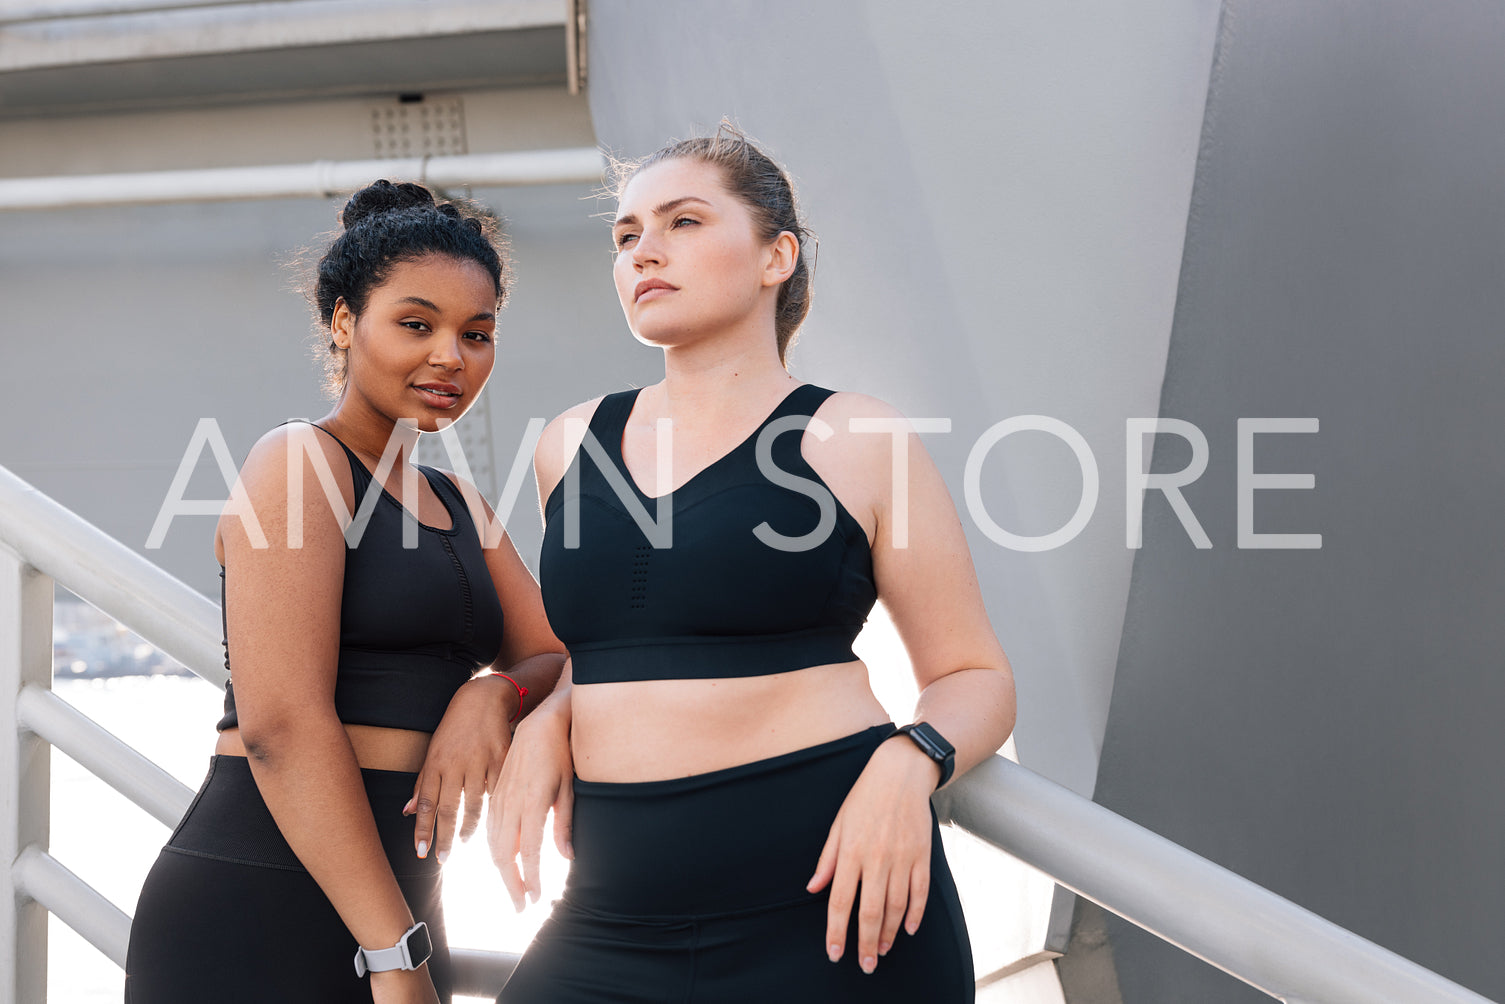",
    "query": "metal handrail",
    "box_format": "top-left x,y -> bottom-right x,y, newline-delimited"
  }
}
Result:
11,848 -> 131,968
2,461 -> 1498,1003
938,759 -> 1495,1004
0,465 -> 225,687
16,685 -> 193,828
